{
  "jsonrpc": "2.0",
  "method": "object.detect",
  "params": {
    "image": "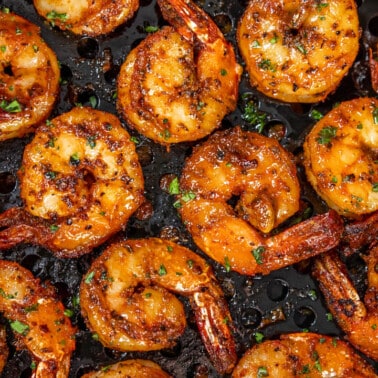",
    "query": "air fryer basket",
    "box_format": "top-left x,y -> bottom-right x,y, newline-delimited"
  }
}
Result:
0,0 -> 377,376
